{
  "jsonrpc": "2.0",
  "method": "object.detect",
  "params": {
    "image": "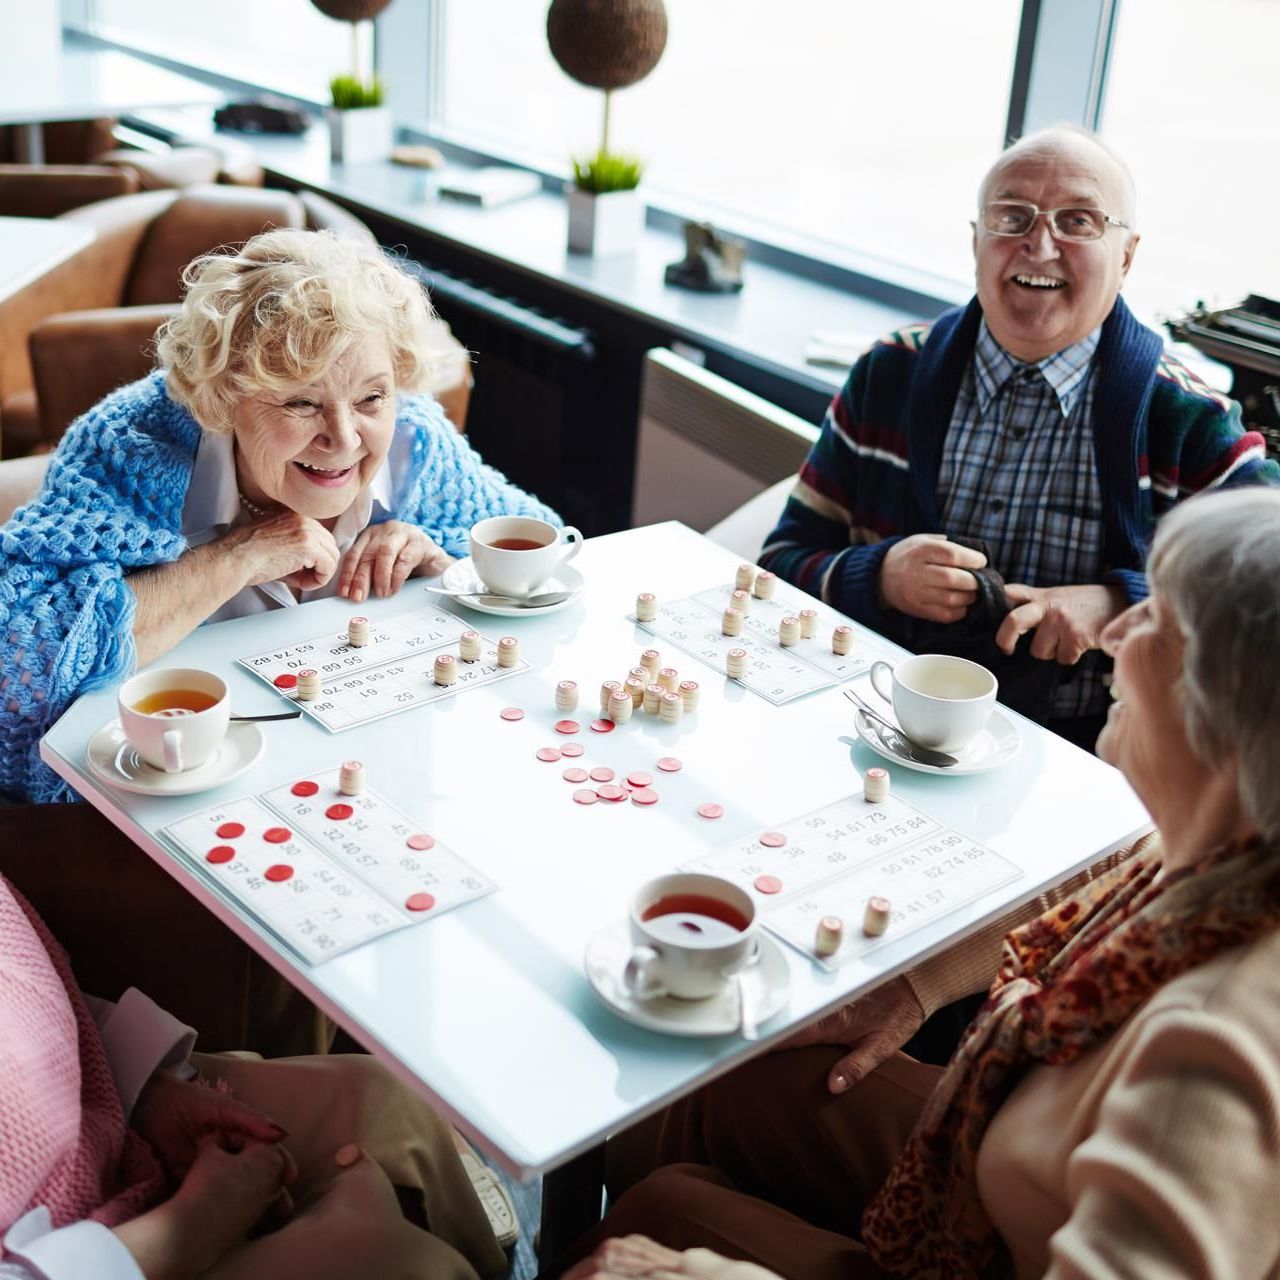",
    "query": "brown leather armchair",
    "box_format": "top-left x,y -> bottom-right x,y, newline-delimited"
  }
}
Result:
0,184 -> 472,455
